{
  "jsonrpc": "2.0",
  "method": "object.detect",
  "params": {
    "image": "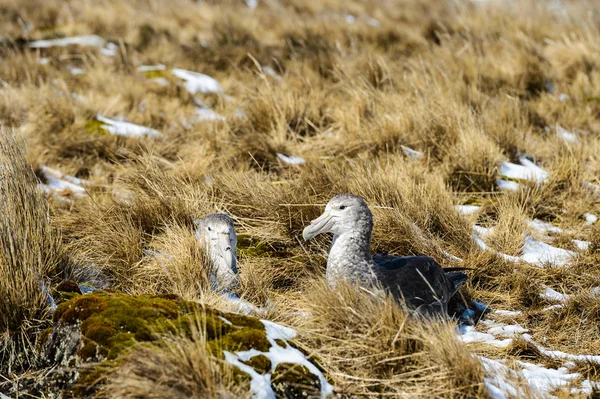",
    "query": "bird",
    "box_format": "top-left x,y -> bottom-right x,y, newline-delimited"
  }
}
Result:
194,213 -> 239,291
302,194 -> 468,317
